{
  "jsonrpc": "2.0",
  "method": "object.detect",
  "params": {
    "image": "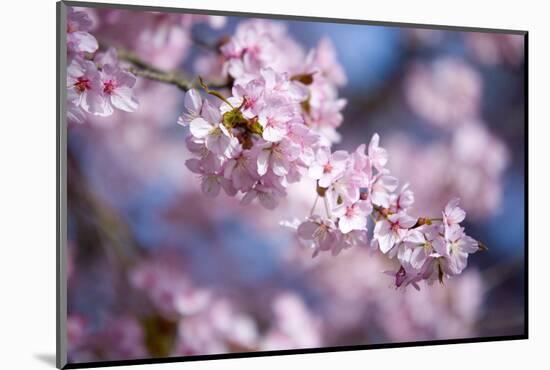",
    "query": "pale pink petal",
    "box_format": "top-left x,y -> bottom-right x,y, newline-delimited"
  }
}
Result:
201,176 -> 221,197
263,125 -> 286,142
308,164 -> 324,180
257,150 -> 270,176
190,118 -> 213,139
184,89 -> 203,115
71,31 -> 98,53
111,86 -> 139,112
259,192 -> 278,209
